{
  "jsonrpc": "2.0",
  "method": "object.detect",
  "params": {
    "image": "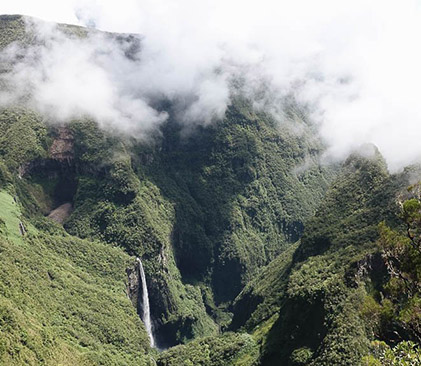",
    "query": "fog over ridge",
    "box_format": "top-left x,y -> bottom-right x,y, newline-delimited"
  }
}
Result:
0,0 -> 421,171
